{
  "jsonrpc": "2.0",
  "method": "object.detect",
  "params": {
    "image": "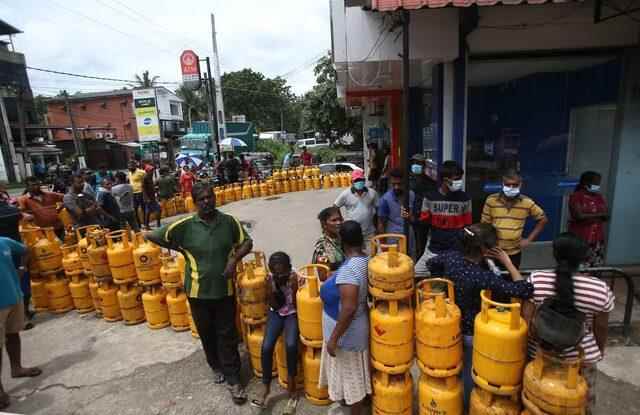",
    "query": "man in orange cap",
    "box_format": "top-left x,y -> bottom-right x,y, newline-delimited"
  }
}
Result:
334,169 -> 378,253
